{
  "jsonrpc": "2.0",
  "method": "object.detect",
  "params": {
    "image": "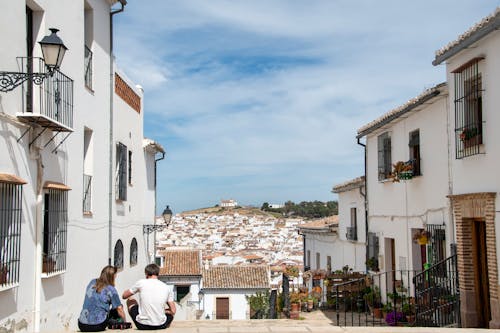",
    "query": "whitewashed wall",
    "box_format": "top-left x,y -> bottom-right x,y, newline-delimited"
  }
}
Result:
202,290 -> 266,320
365,89 -> 450,273
0,1 -> 157,331
443,29 -> 500,275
